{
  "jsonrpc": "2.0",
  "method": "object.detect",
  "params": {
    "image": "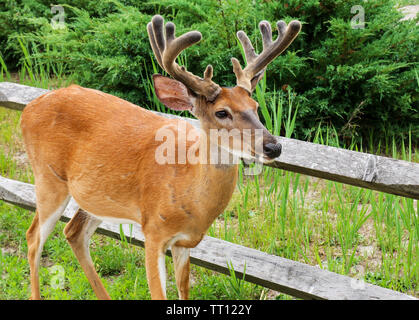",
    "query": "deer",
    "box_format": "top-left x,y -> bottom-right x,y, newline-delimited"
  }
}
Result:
20,15 -> 301,300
